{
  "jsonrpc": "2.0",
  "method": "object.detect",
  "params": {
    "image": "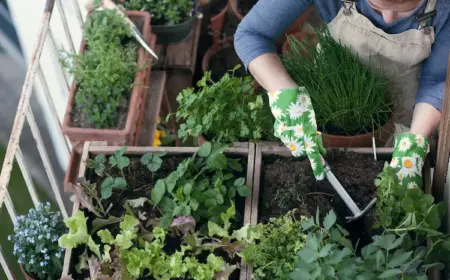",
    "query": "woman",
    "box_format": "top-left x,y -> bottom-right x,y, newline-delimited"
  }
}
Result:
234,0 -> 449,188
